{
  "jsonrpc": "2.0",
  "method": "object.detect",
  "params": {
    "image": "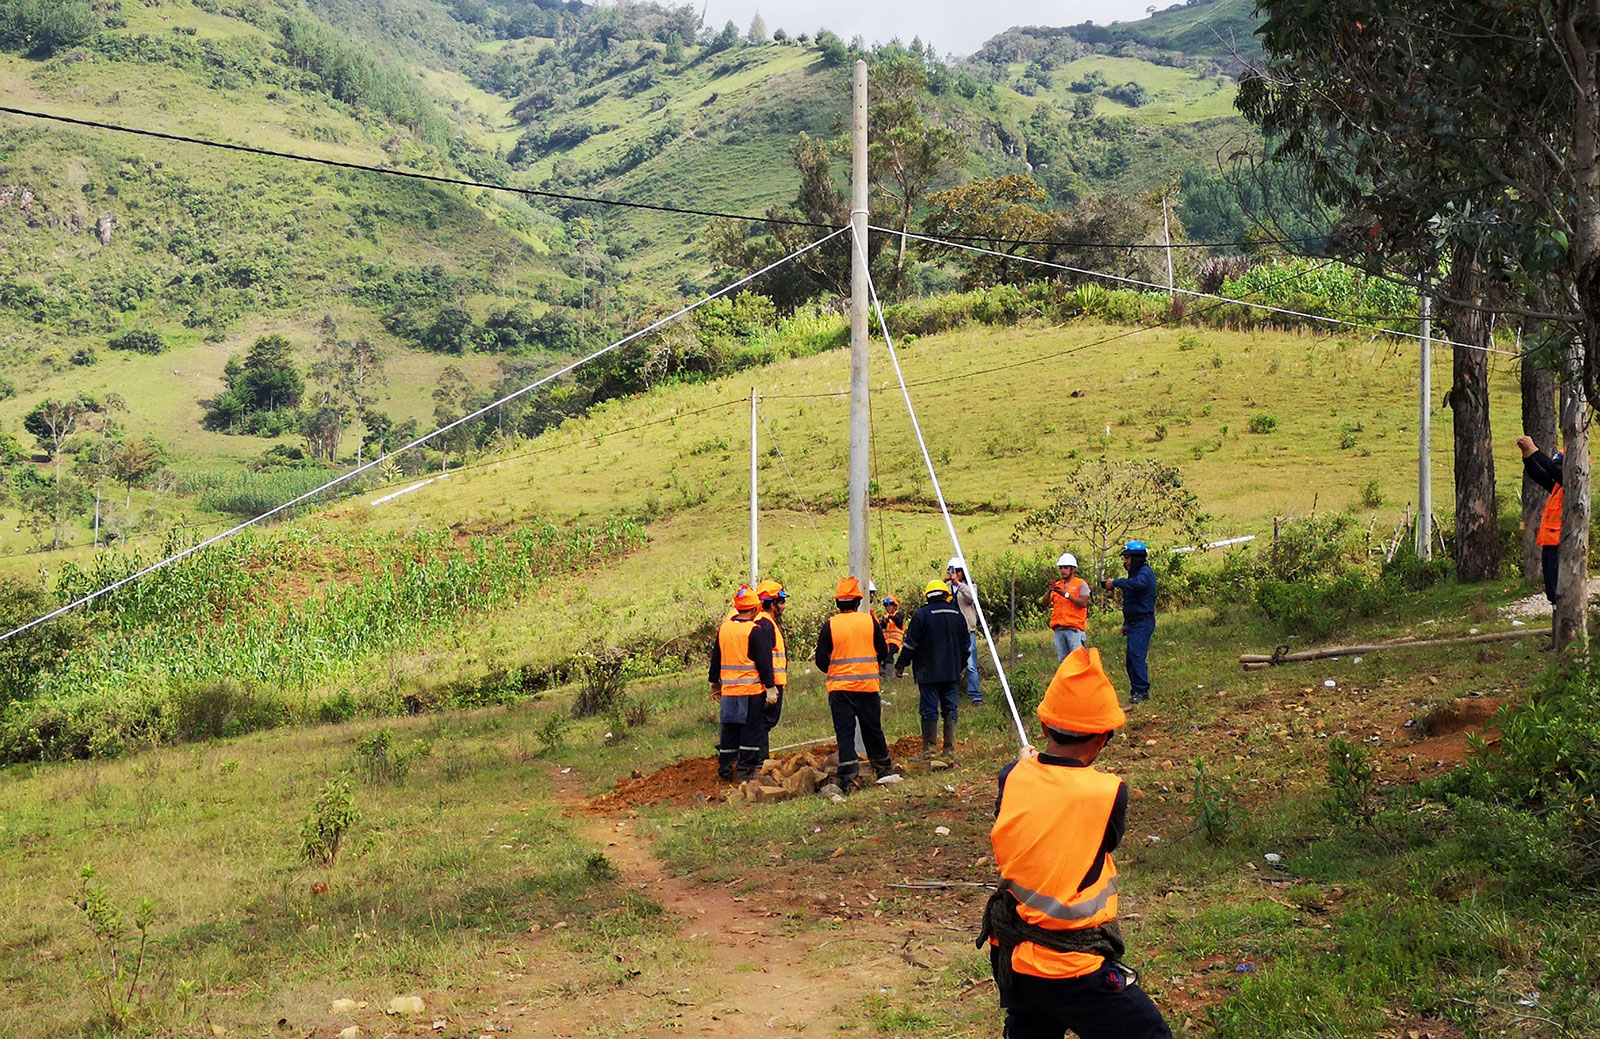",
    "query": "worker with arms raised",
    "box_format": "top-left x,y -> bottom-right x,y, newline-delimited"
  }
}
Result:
979,646 -> 1172,1038
709,585 -> 778,782
1043,552 -> 1092,662
754,579 -> 788,762
813,576 -> 897,792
